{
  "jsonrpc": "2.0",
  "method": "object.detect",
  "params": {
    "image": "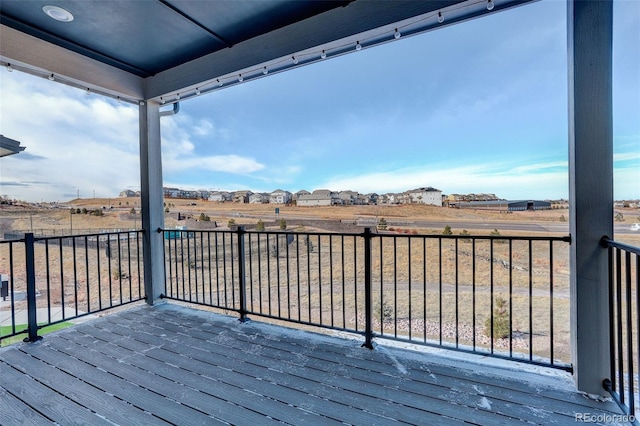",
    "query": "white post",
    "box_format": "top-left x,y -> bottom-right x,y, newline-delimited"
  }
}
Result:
568,0 -> 613,395
139,101 -> 165,304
